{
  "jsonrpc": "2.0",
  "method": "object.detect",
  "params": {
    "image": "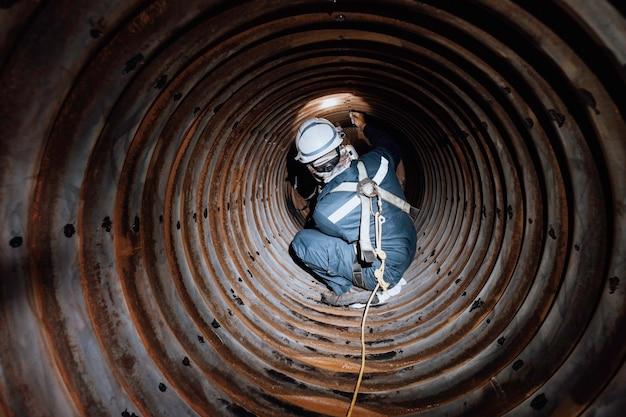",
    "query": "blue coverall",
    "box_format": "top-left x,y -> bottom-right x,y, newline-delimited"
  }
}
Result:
291,123 -> 417,295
